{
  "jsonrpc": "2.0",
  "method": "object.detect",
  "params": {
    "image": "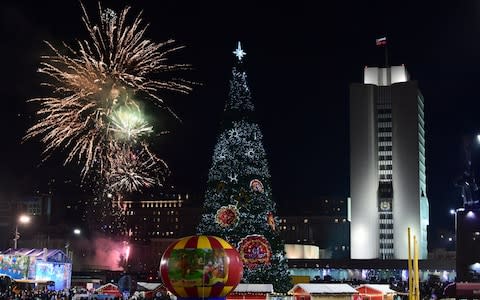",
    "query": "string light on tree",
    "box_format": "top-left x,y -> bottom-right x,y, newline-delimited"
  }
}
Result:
228,174 -> 239,183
